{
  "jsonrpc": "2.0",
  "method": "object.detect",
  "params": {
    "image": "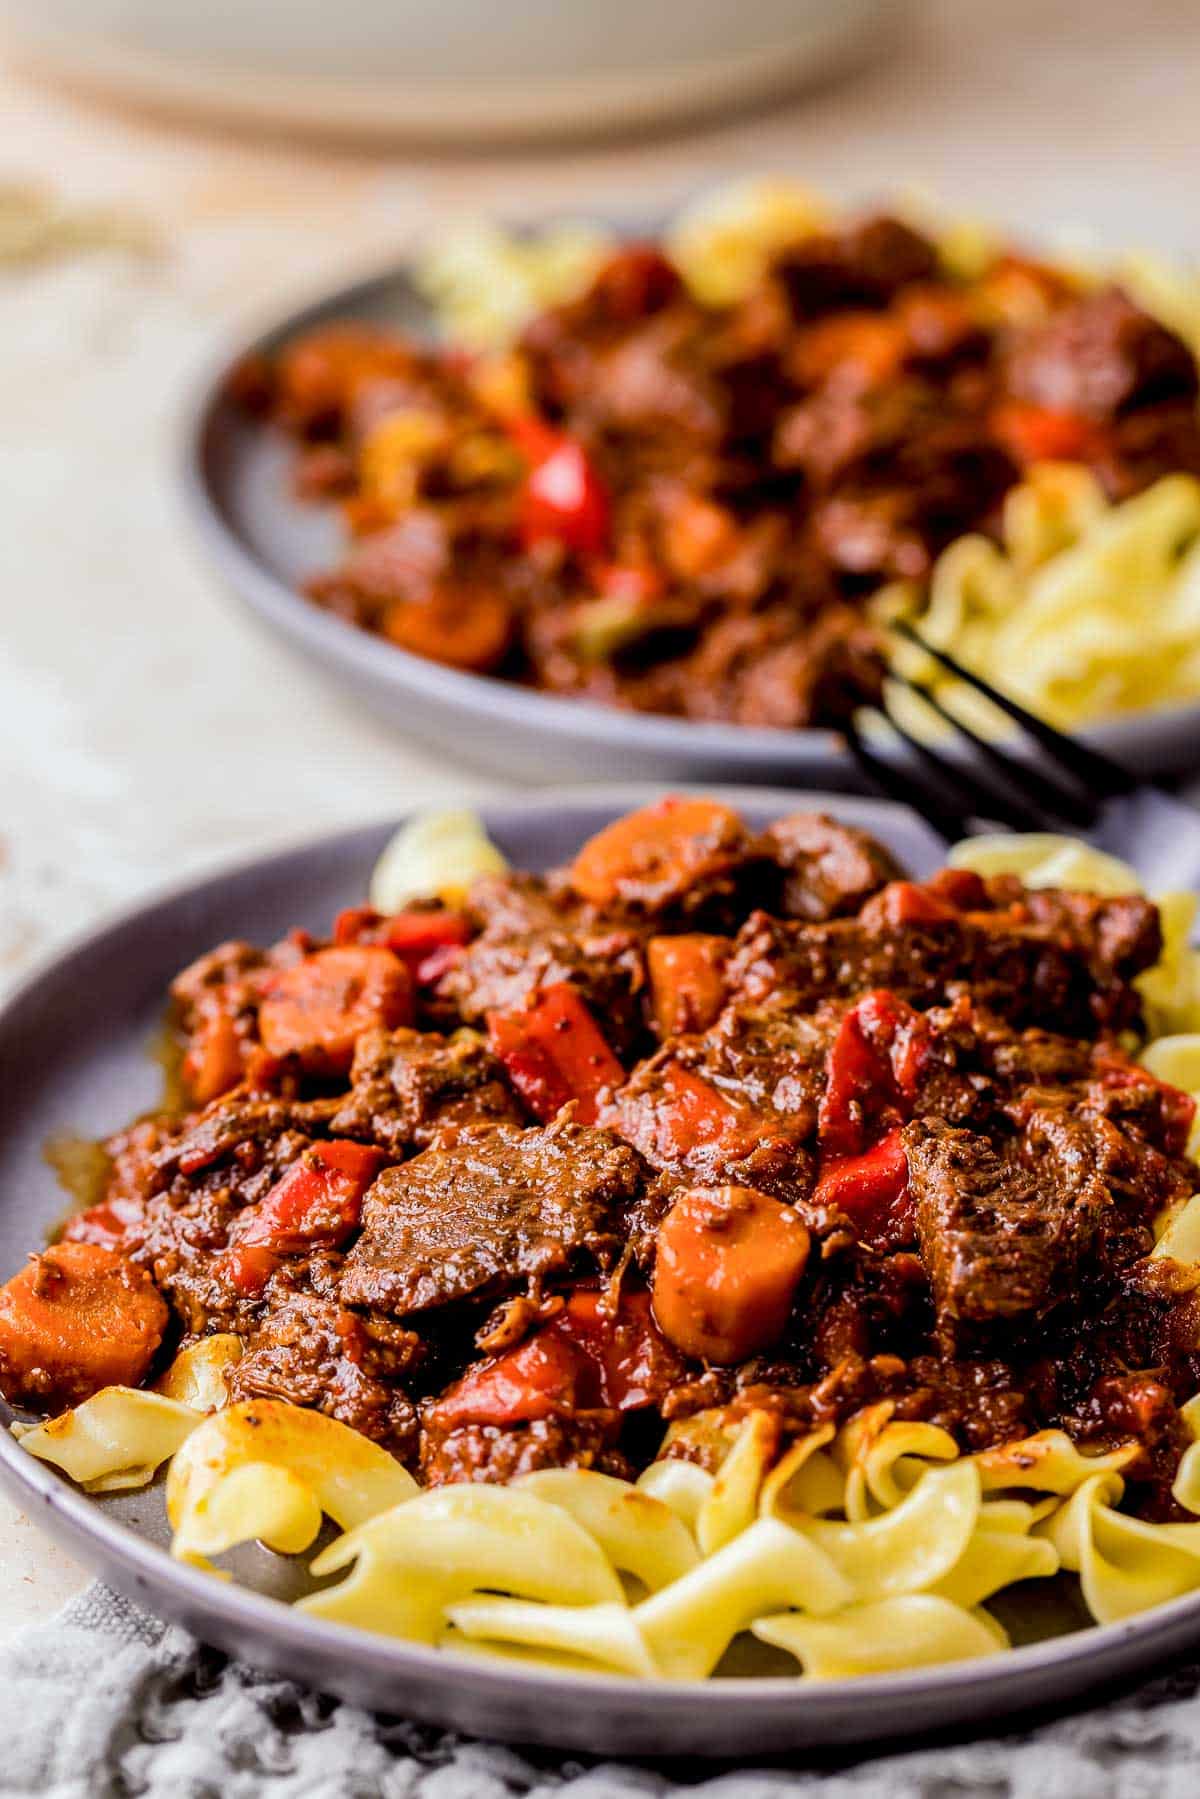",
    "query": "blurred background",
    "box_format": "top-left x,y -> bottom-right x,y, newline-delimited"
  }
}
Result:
2,0 -> 1199,1618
